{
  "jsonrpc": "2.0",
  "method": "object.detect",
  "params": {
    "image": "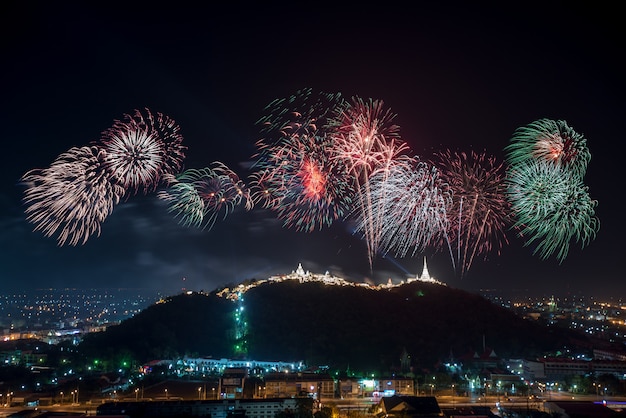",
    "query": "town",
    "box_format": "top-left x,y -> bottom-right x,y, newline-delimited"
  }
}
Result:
1,266 -> 626,417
